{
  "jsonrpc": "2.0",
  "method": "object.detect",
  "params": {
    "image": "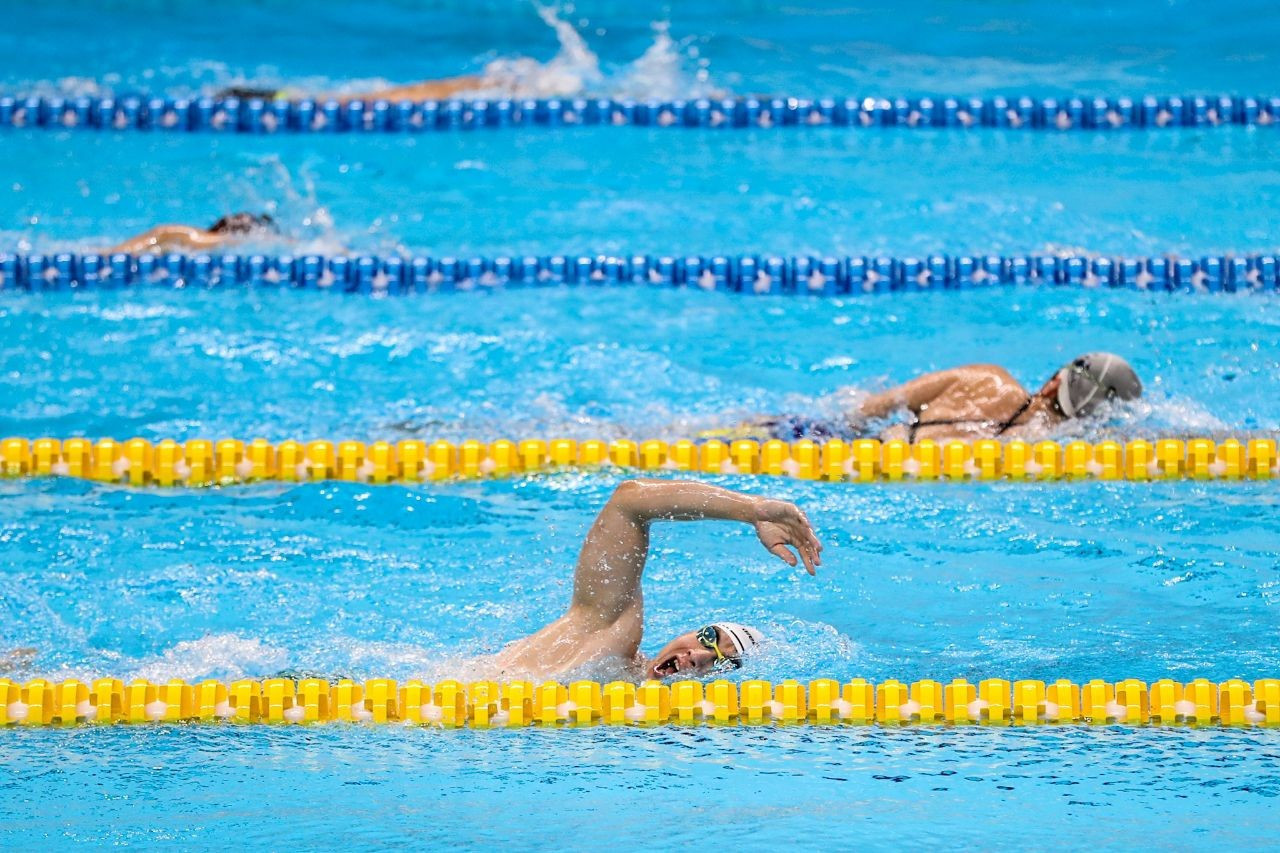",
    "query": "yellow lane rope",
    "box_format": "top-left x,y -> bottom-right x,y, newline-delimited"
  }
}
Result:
1,436 -> 1277,485
3,676 -> 1276,728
